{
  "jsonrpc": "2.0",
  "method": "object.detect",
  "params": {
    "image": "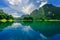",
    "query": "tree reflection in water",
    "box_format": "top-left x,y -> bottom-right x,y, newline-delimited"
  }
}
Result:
0,22 -> 14,32
0,21 -> 60,40
21,21 -> 60,37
